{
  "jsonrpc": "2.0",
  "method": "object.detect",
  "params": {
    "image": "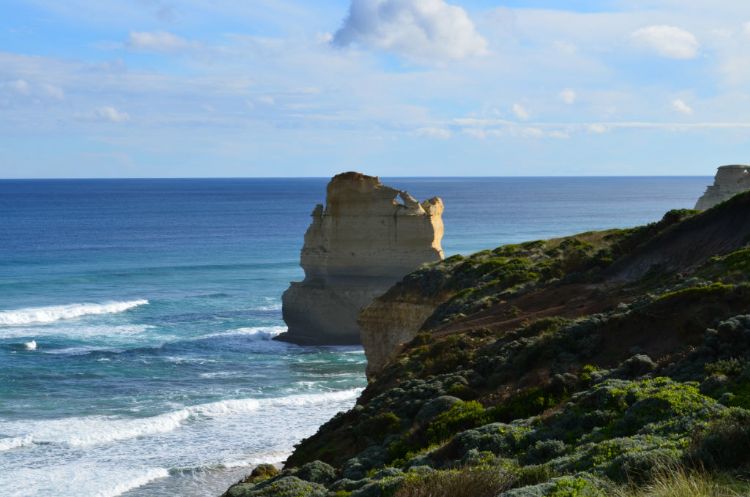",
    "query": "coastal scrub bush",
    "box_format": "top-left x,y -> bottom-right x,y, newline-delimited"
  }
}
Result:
426,400 -> 489,443
296,460 -> 337,484
689,407 -> 750,470
231,476 -> 327,497
392,467 -> 516,497
499,474 -> 609,497
579,365 -> 600,385
546,476 -> 607,497
523,440 -> 567,465
359,412 -> 401,442
420,335 -> 475,374
490,387 -> 560,423
350,476 -> 406,497
449,422 -> 530,459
